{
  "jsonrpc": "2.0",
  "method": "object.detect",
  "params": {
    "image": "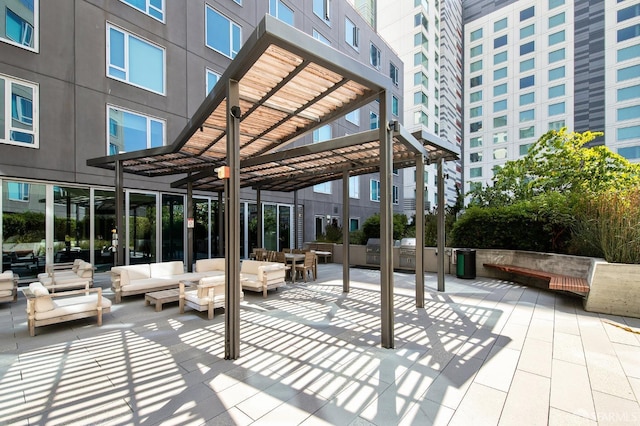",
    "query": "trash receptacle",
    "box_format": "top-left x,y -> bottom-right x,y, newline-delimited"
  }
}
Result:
456,249 -> 476,279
